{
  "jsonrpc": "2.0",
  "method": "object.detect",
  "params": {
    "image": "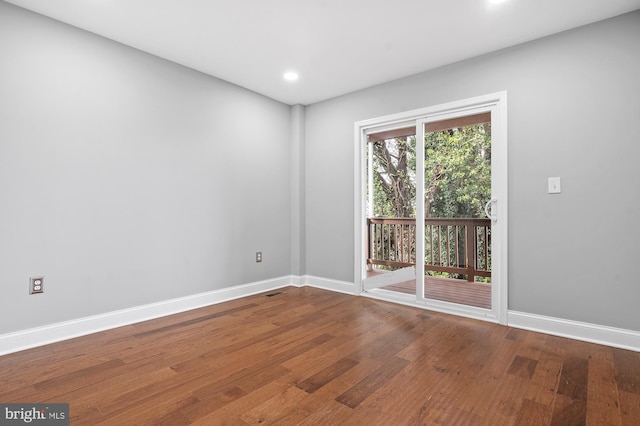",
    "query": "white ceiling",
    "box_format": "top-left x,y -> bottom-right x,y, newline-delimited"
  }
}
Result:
6,0 -> 640,105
